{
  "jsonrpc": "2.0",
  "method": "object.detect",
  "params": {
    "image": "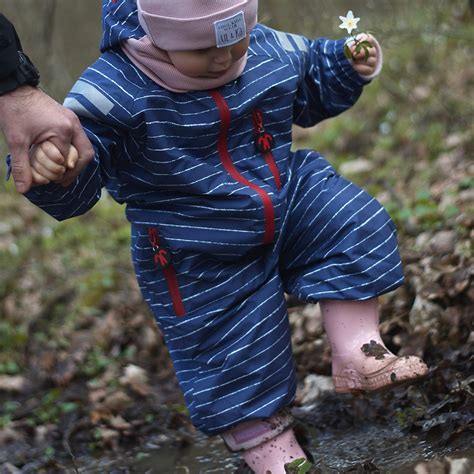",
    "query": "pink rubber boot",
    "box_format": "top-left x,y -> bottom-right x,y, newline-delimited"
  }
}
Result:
221,412 -> 309,474
320,298 -> 428,394
242,428 -> 308,474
